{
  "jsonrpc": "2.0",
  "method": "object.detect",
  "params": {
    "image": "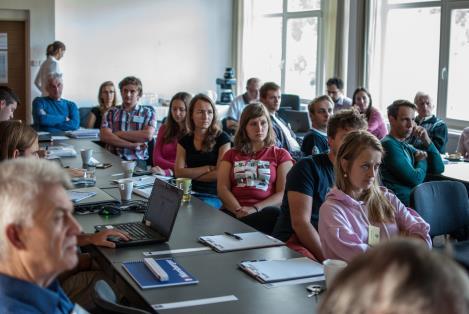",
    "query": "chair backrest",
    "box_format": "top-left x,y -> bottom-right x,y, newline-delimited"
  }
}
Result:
79,107 -> 92,128
410,180 -> 469,237
92,280 -> 152,314
280,94 -> 300,111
